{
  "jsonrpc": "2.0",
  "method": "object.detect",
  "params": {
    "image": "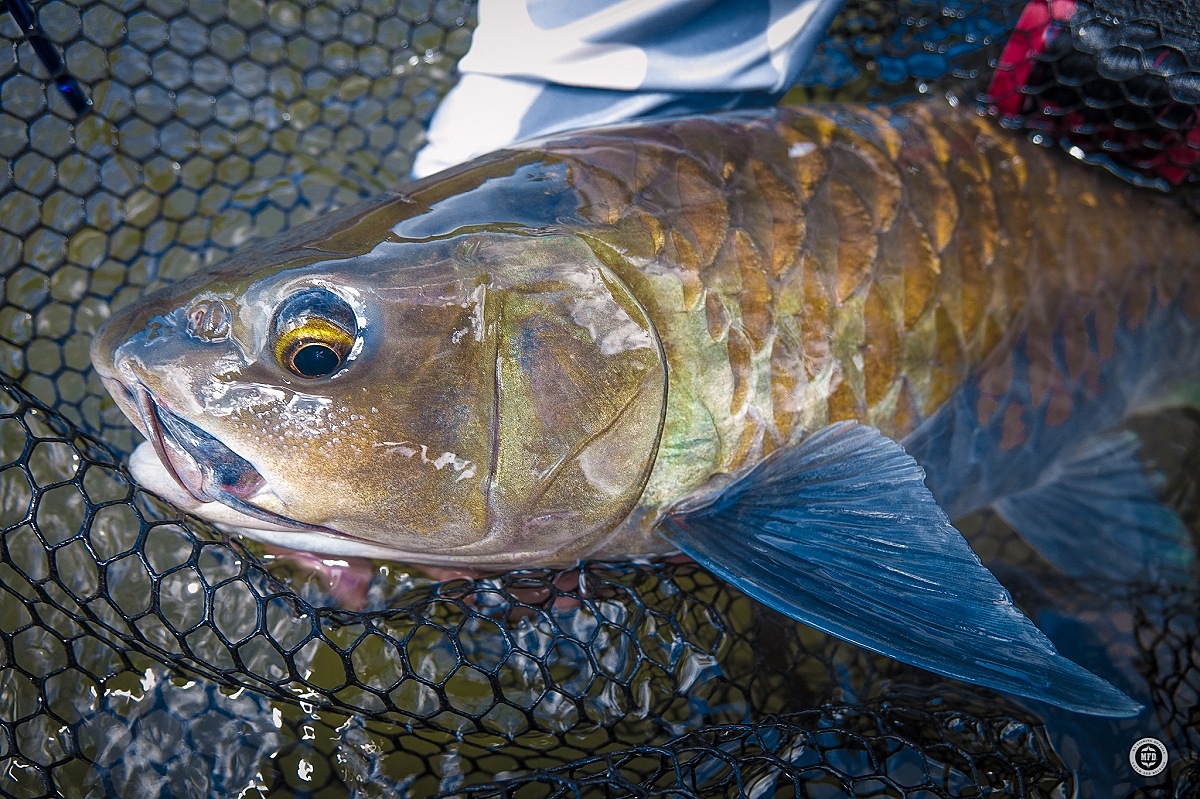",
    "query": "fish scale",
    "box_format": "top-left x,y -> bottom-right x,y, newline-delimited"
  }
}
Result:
529,103 -> 1200,530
